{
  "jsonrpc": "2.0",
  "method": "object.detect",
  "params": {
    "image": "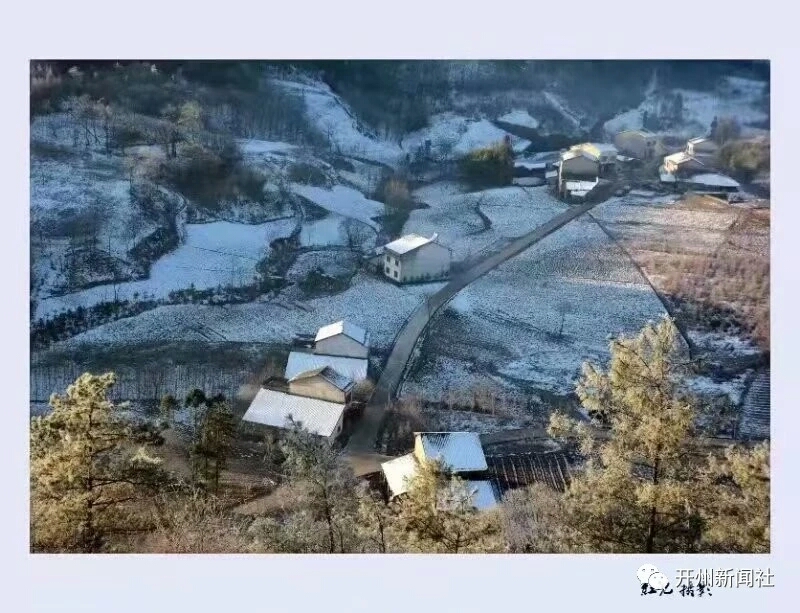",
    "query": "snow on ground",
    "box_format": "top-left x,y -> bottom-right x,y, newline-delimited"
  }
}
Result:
401,216 -> 667,399
405,183 -> 564,262
299,214 -> 348,247
543,92 -> 584,130
54,272 -> 445,353
497,109 -> 540,129
237,139 -> 297,156
35,219 -> 298,320
604,77 -> 768,138
272,78 -> 404,166
423,408 -> 535,434
688,330 -> 762,358
30,151 -> 163,299
684,372 -> 750,405
402,113 -> 529,160
291,184 -> 383,229
592,194 -> 738,254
